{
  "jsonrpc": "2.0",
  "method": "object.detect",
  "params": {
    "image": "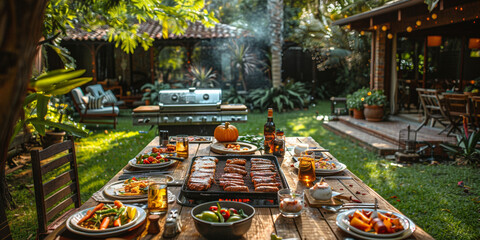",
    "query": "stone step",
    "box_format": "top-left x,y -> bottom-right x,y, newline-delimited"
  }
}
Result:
323,120 -> 399,156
